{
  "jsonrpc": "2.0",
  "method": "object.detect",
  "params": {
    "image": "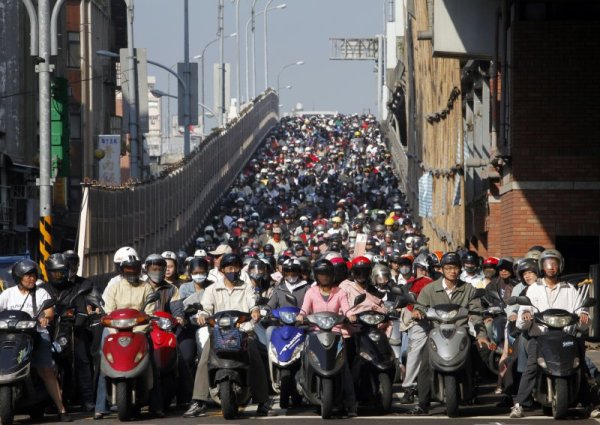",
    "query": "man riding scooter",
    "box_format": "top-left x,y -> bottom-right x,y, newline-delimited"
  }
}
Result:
408,252 -> 491,415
